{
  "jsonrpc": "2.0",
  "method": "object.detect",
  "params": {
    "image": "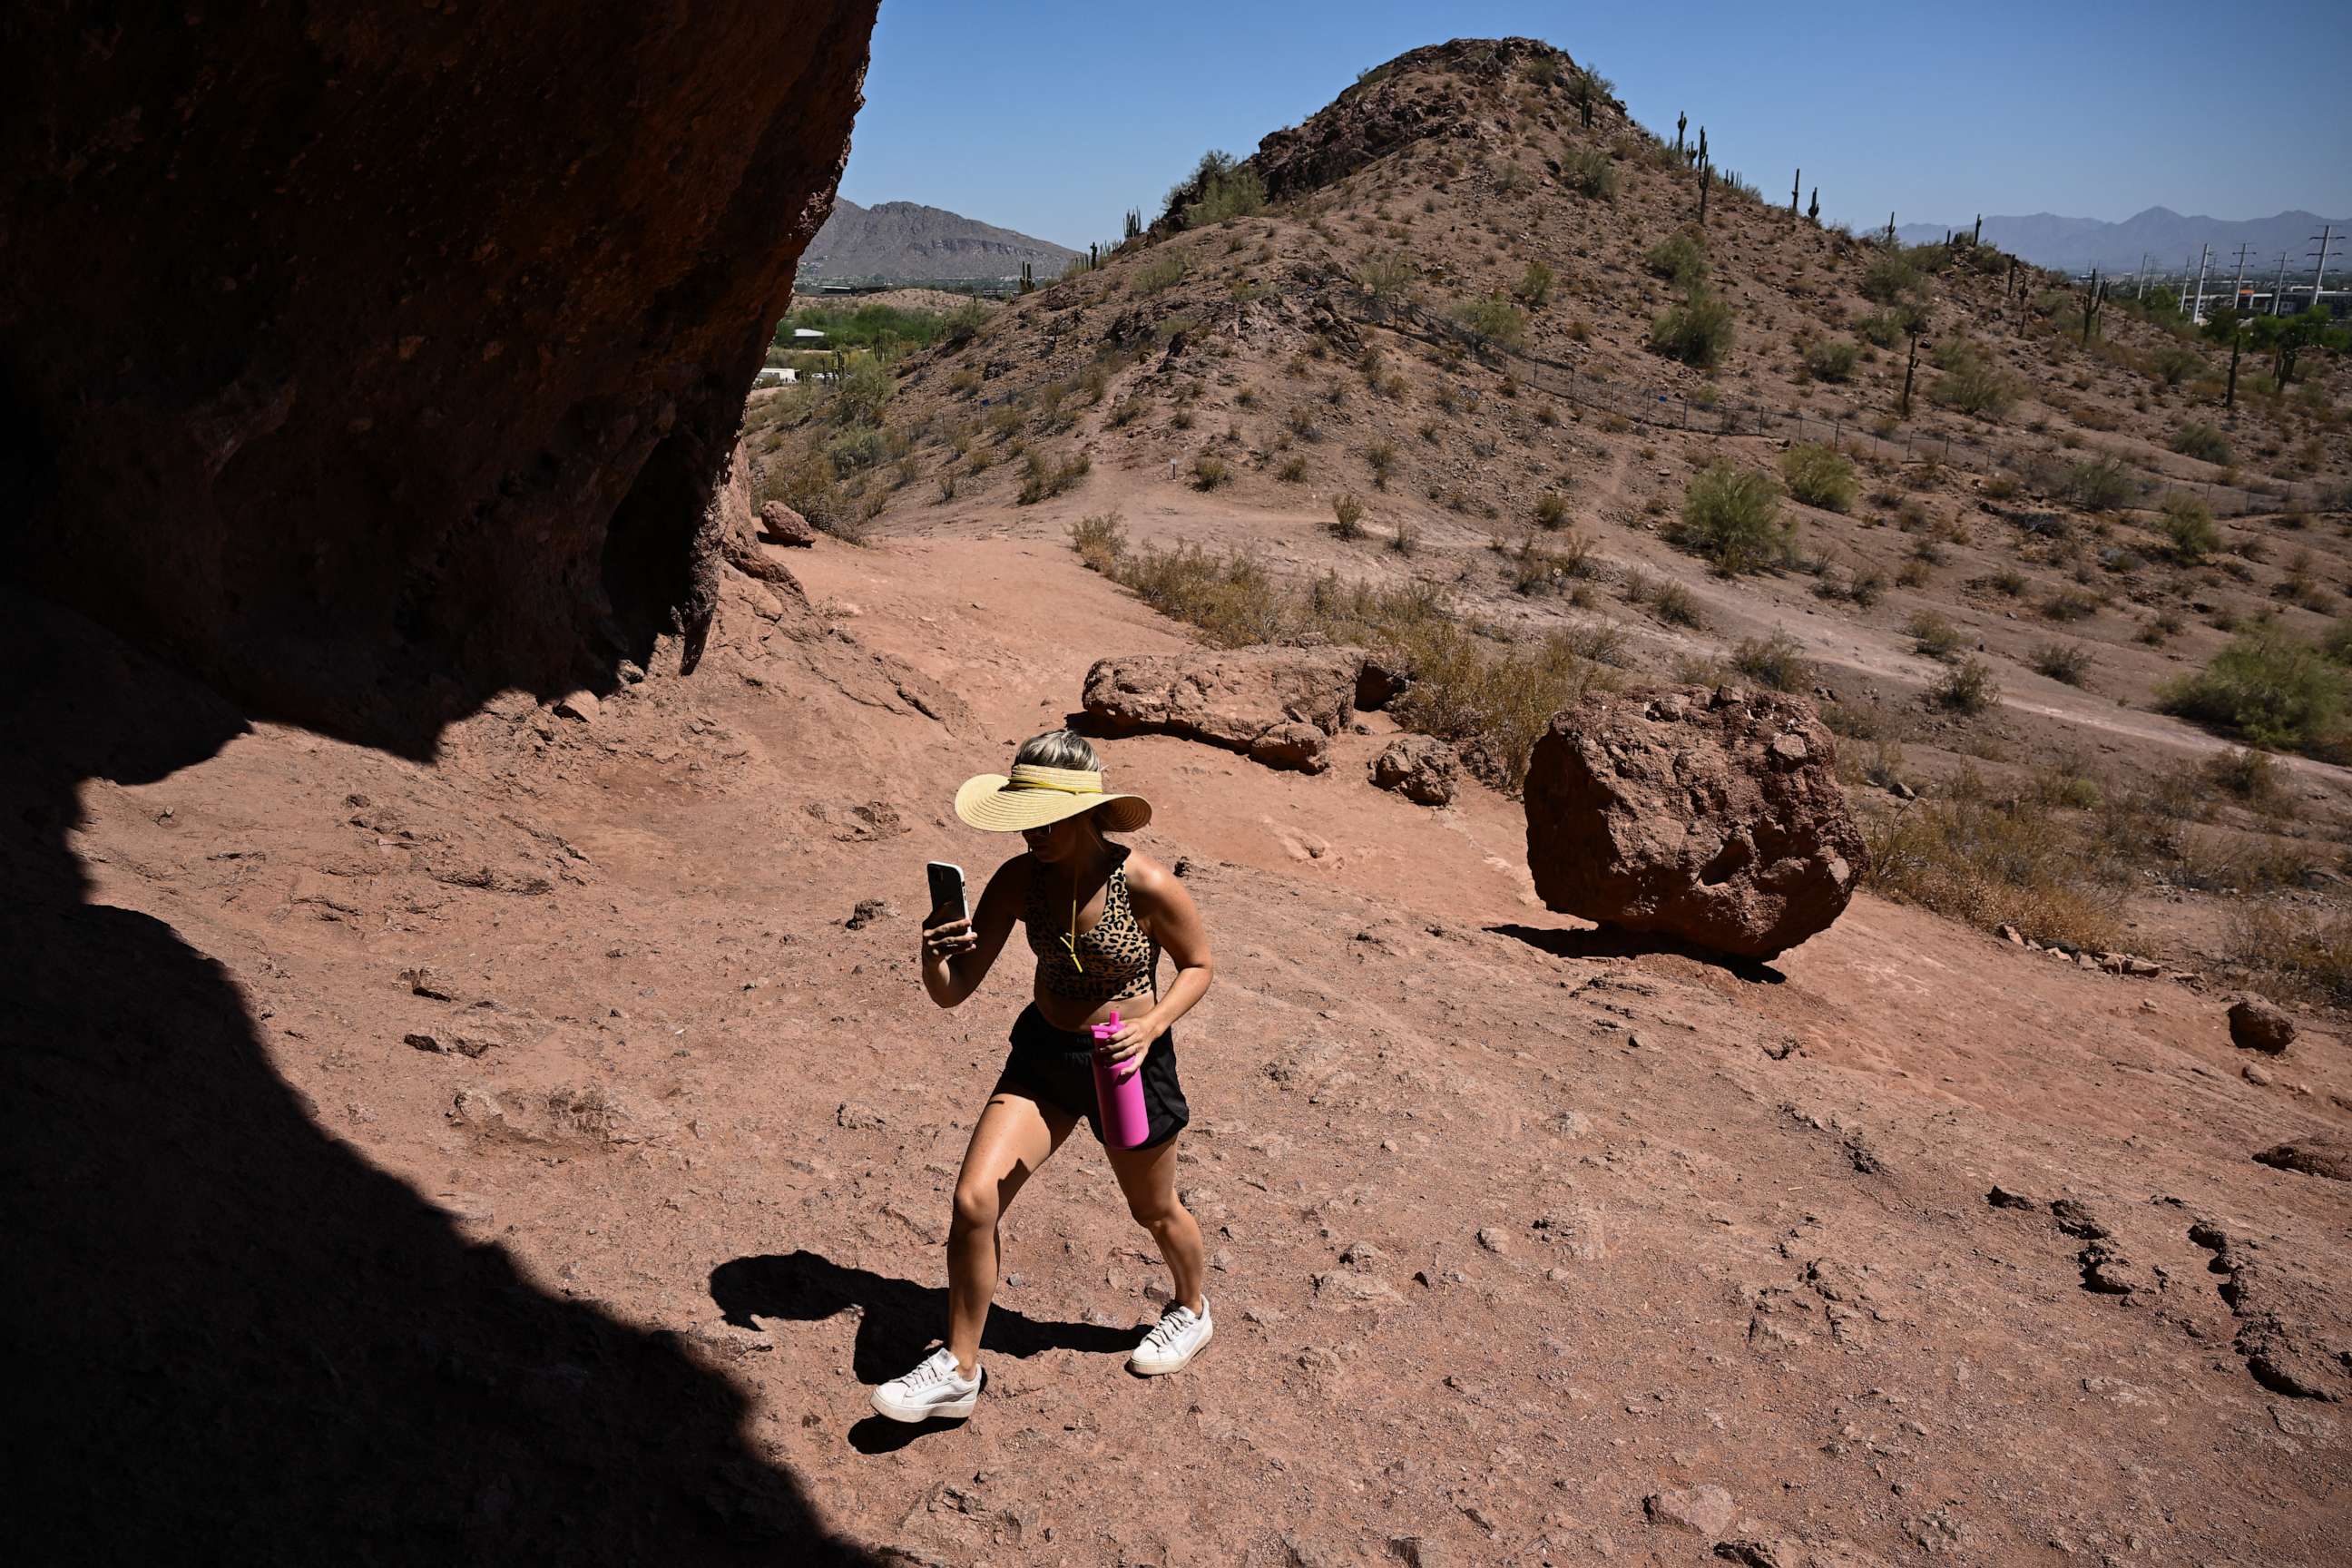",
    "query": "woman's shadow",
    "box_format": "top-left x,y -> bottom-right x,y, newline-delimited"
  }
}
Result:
710,1250 -> 1133,1452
